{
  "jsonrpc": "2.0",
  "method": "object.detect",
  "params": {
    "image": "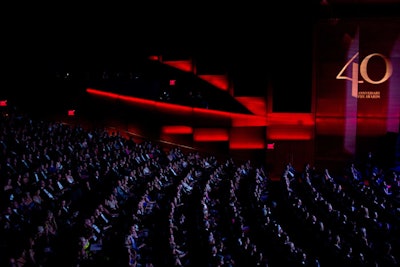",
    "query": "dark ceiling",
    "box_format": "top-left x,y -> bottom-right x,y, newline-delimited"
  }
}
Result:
1,0 -> 399,103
